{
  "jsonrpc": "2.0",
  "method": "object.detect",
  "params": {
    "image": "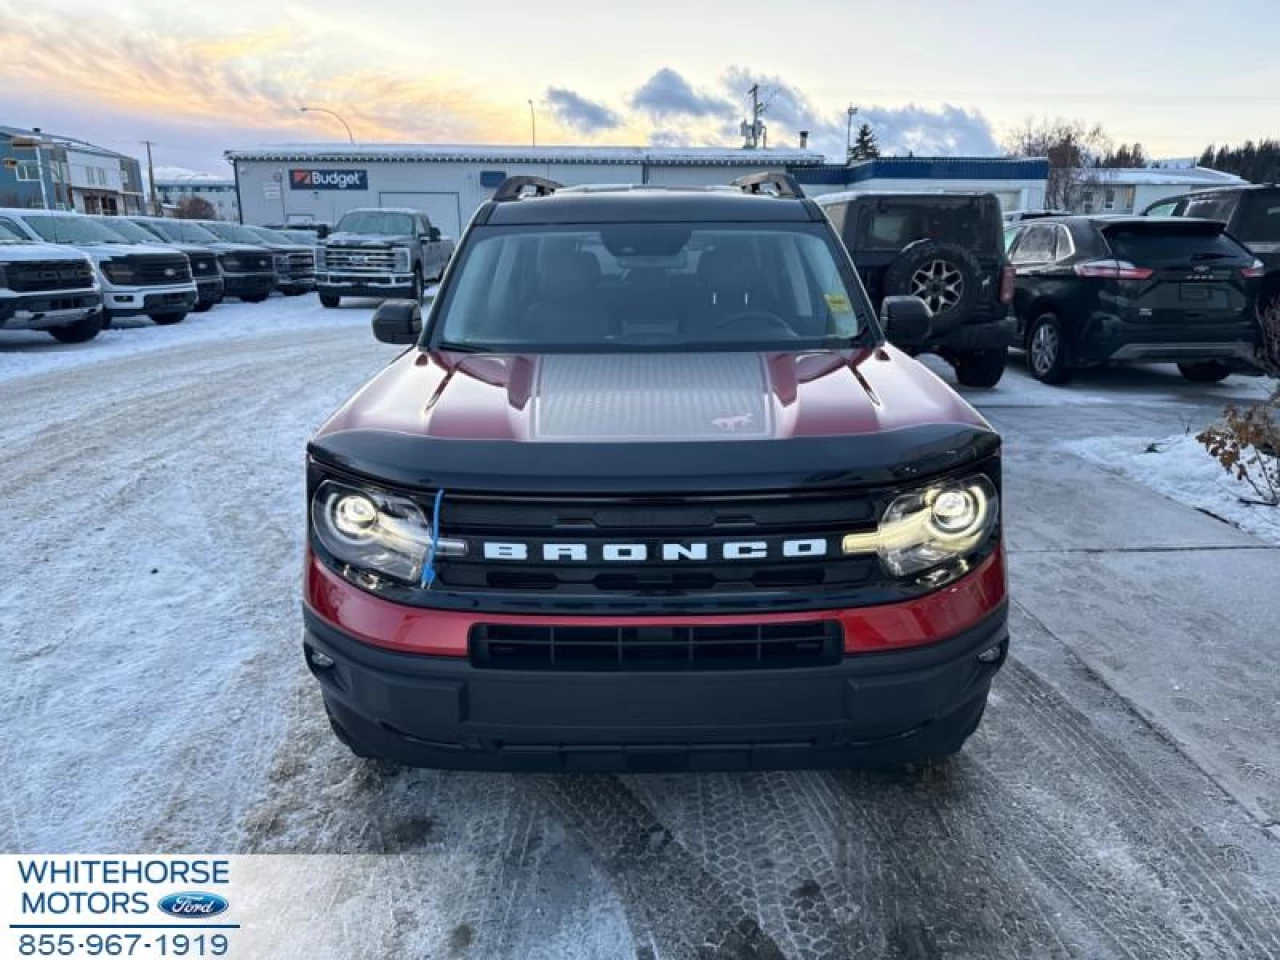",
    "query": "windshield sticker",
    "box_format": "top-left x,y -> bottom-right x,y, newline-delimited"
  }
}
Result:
824,292 -> 852,312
